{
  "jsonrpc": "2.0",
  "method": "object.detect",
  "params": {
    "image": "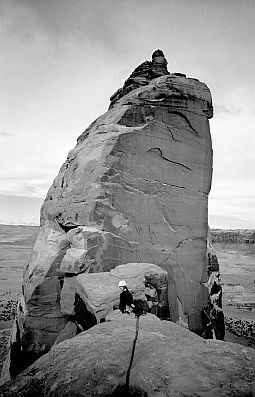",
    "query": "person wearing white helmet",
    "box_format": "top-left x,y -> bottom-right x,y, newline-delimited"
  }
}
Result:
118,280 -> 135,314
